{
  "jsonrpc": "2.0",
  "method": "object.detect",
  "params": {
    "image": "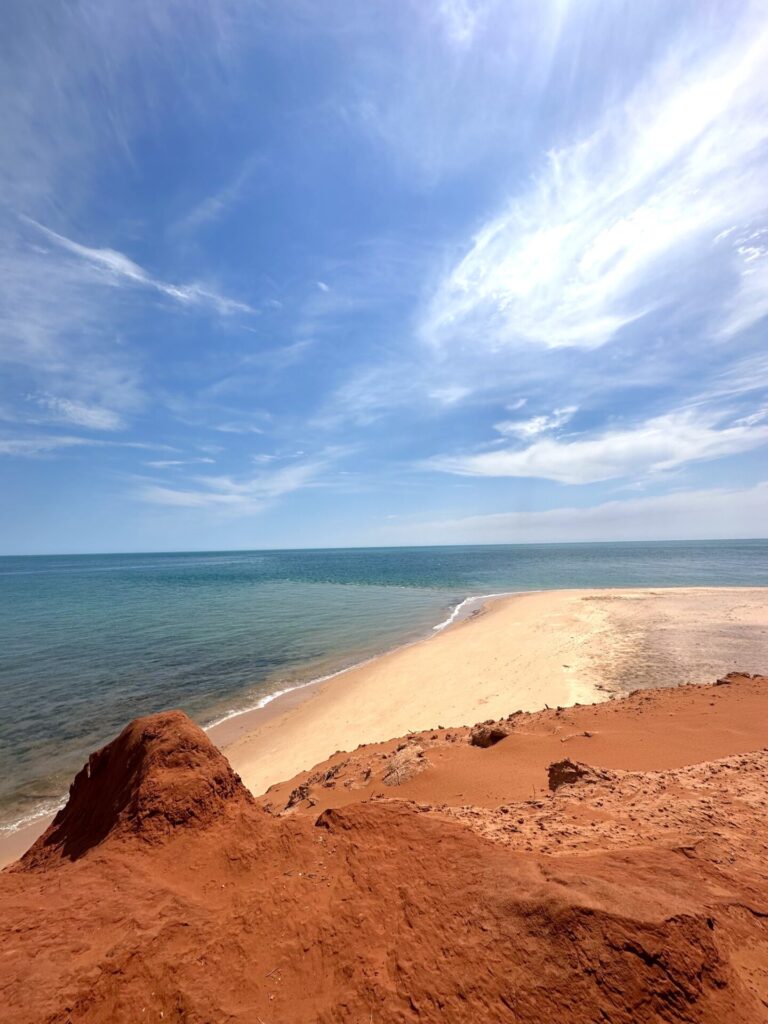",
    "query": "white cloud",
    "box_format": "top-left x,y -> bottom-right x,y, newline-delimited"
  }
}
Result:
428,385 -> 472,406
316,281 -> 330,292
0,223 -> 144,420
422,12 -> 768,351
0,435 -> 174,458
428,409 -> 768,484
0,435 -> 95,457
173,154 -> 262,233
717,232 -> 768,338
0,1 -> 259,436
0,210 -> 249,439
138,485 -> 246,510
0,0 -> 251,214
34,394 -> 124,431
342,0 -> 569,185
494,405 -> 577,440
435,0 -> 489,51
388,481 -> 768,545
214,422 -> 267,435
137,457 -> 331,514
143,458 -> 216,468
26,219 -> 252,316
314,363 -> 422,428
